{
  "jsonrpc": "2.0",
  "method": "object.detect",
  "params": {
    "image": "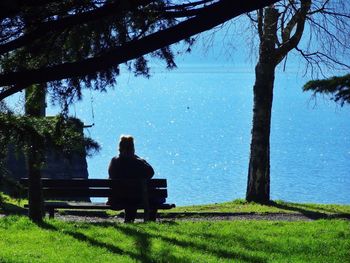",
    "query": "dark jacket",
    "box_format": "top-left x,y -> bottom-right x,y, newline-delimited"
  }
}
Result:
108,155 -> 154,180
107,155 -> 155,206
